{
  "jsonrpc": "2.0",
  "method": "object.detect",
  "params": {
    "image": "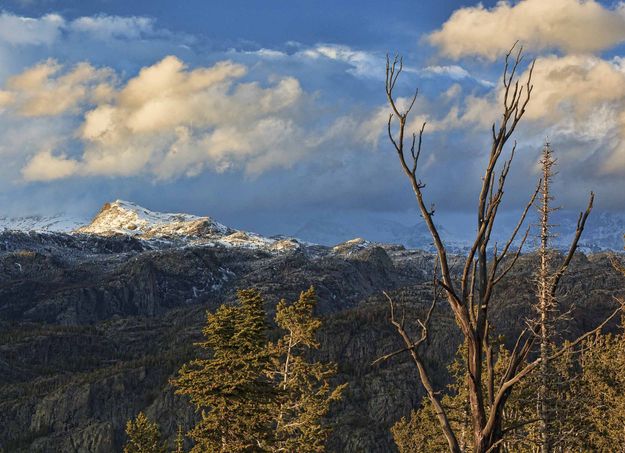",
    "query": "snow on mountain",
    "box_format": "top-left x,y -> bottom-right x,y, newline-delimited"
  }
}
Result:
0,213 -> 86,233
74,200 -> 302,252
550,211 -> 625,252
2,200 -> 624,253
76,200 -> 233,238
